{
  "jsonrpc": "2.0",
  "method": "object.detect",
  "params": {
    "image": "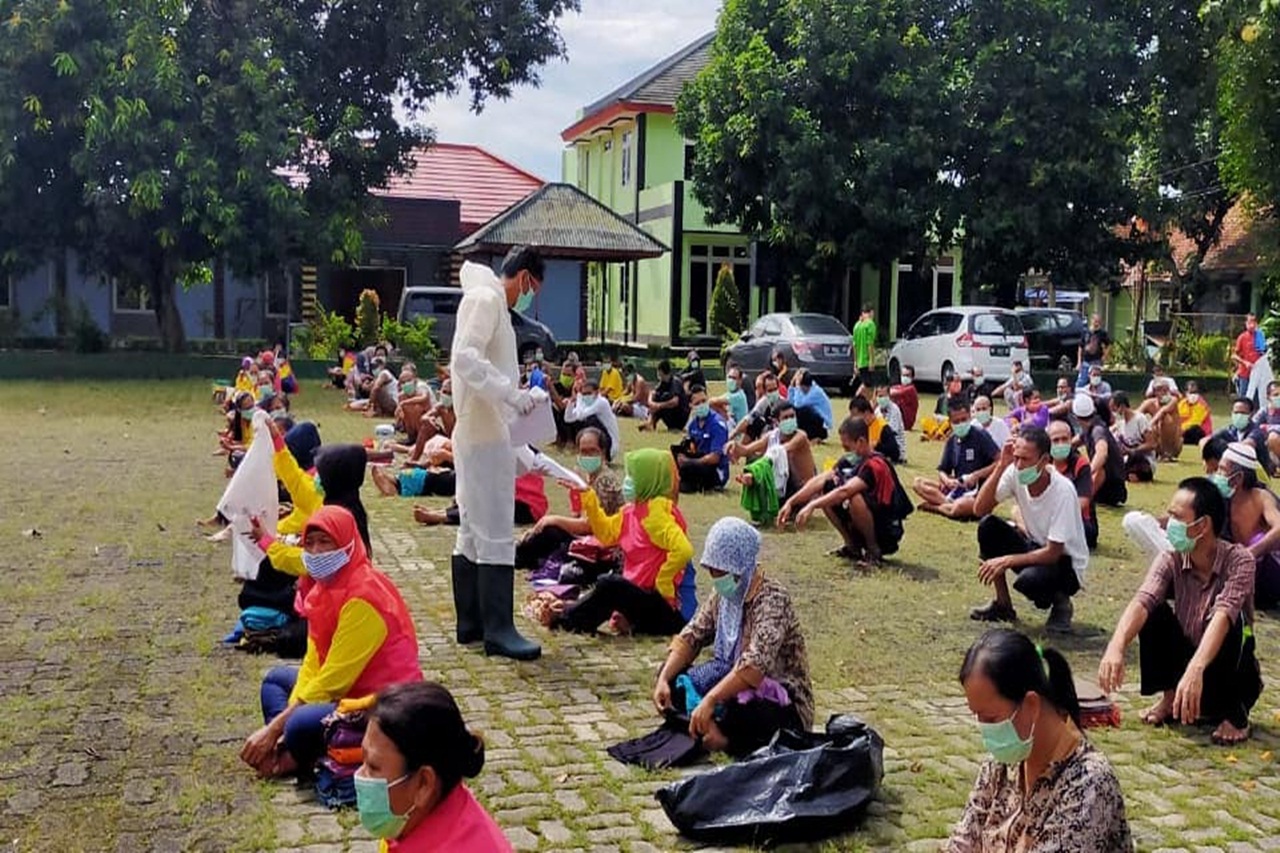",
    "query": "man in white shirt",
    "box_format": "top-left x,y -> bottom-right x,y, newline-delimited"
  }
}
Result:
992,360 -> 1033,410
1112,391 -> 1156,482
564,379 -> 622,463
969,426 -> 1089,632
971,395 -> 1011,447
